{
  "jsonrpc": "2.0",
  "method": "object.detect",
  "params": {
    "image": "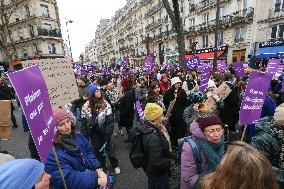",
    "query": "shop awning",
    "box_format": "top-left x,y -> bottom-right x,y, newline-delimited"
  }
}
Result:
185,50 -> 225,60
256,46 -> 284,58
